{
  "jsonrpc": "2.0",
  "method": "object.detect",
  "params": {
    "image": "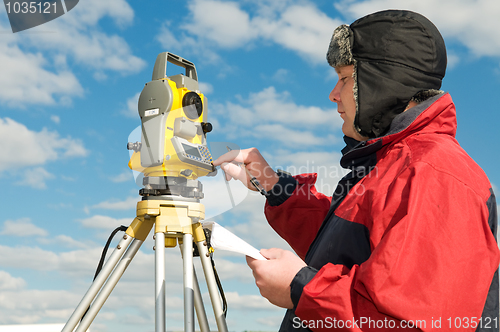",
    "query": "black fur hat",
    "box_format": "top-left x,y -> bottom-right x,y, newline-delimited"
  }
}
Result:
327,10 -> 447,138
